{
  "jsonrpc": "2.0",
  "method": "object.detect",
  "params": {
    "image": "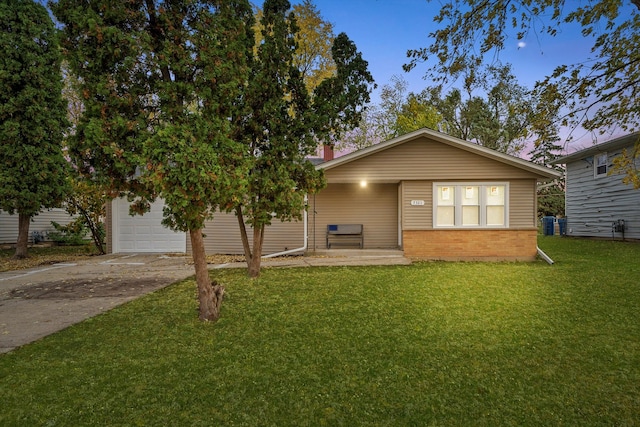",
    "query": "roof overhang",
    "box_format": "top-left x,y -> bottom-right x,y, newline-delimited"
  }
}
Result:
552,132 -> 640,164
317,128 -> 561,180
